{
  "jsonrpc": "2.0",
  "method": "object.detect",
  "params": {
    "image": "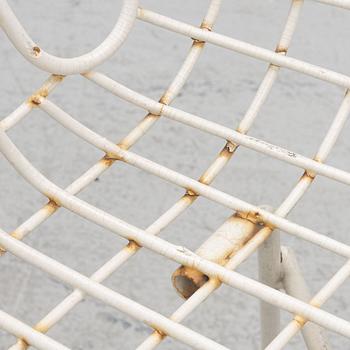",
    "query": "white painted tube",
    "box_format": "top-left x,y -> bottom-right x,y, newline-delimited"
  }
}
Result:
259,230 -> 282,348
280,246 -> 330,350
172,212 -> 259,299
0,0 -> 138,74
